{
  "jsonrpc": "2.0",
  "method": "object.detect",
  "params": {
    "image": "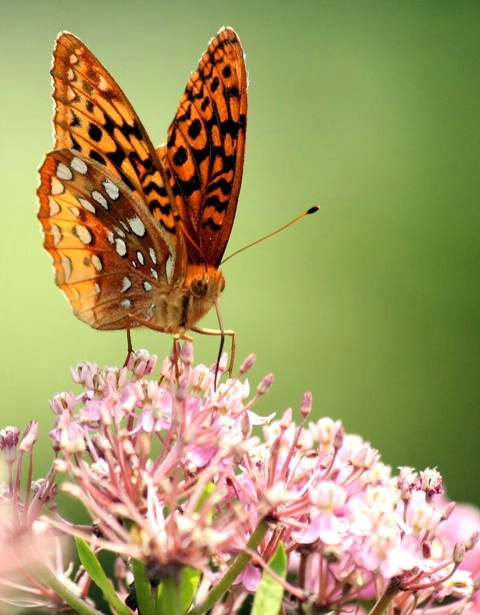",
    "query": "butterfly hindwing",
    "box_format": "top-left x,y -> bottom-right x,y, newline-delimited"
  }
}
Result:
38,149 -> 178,329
